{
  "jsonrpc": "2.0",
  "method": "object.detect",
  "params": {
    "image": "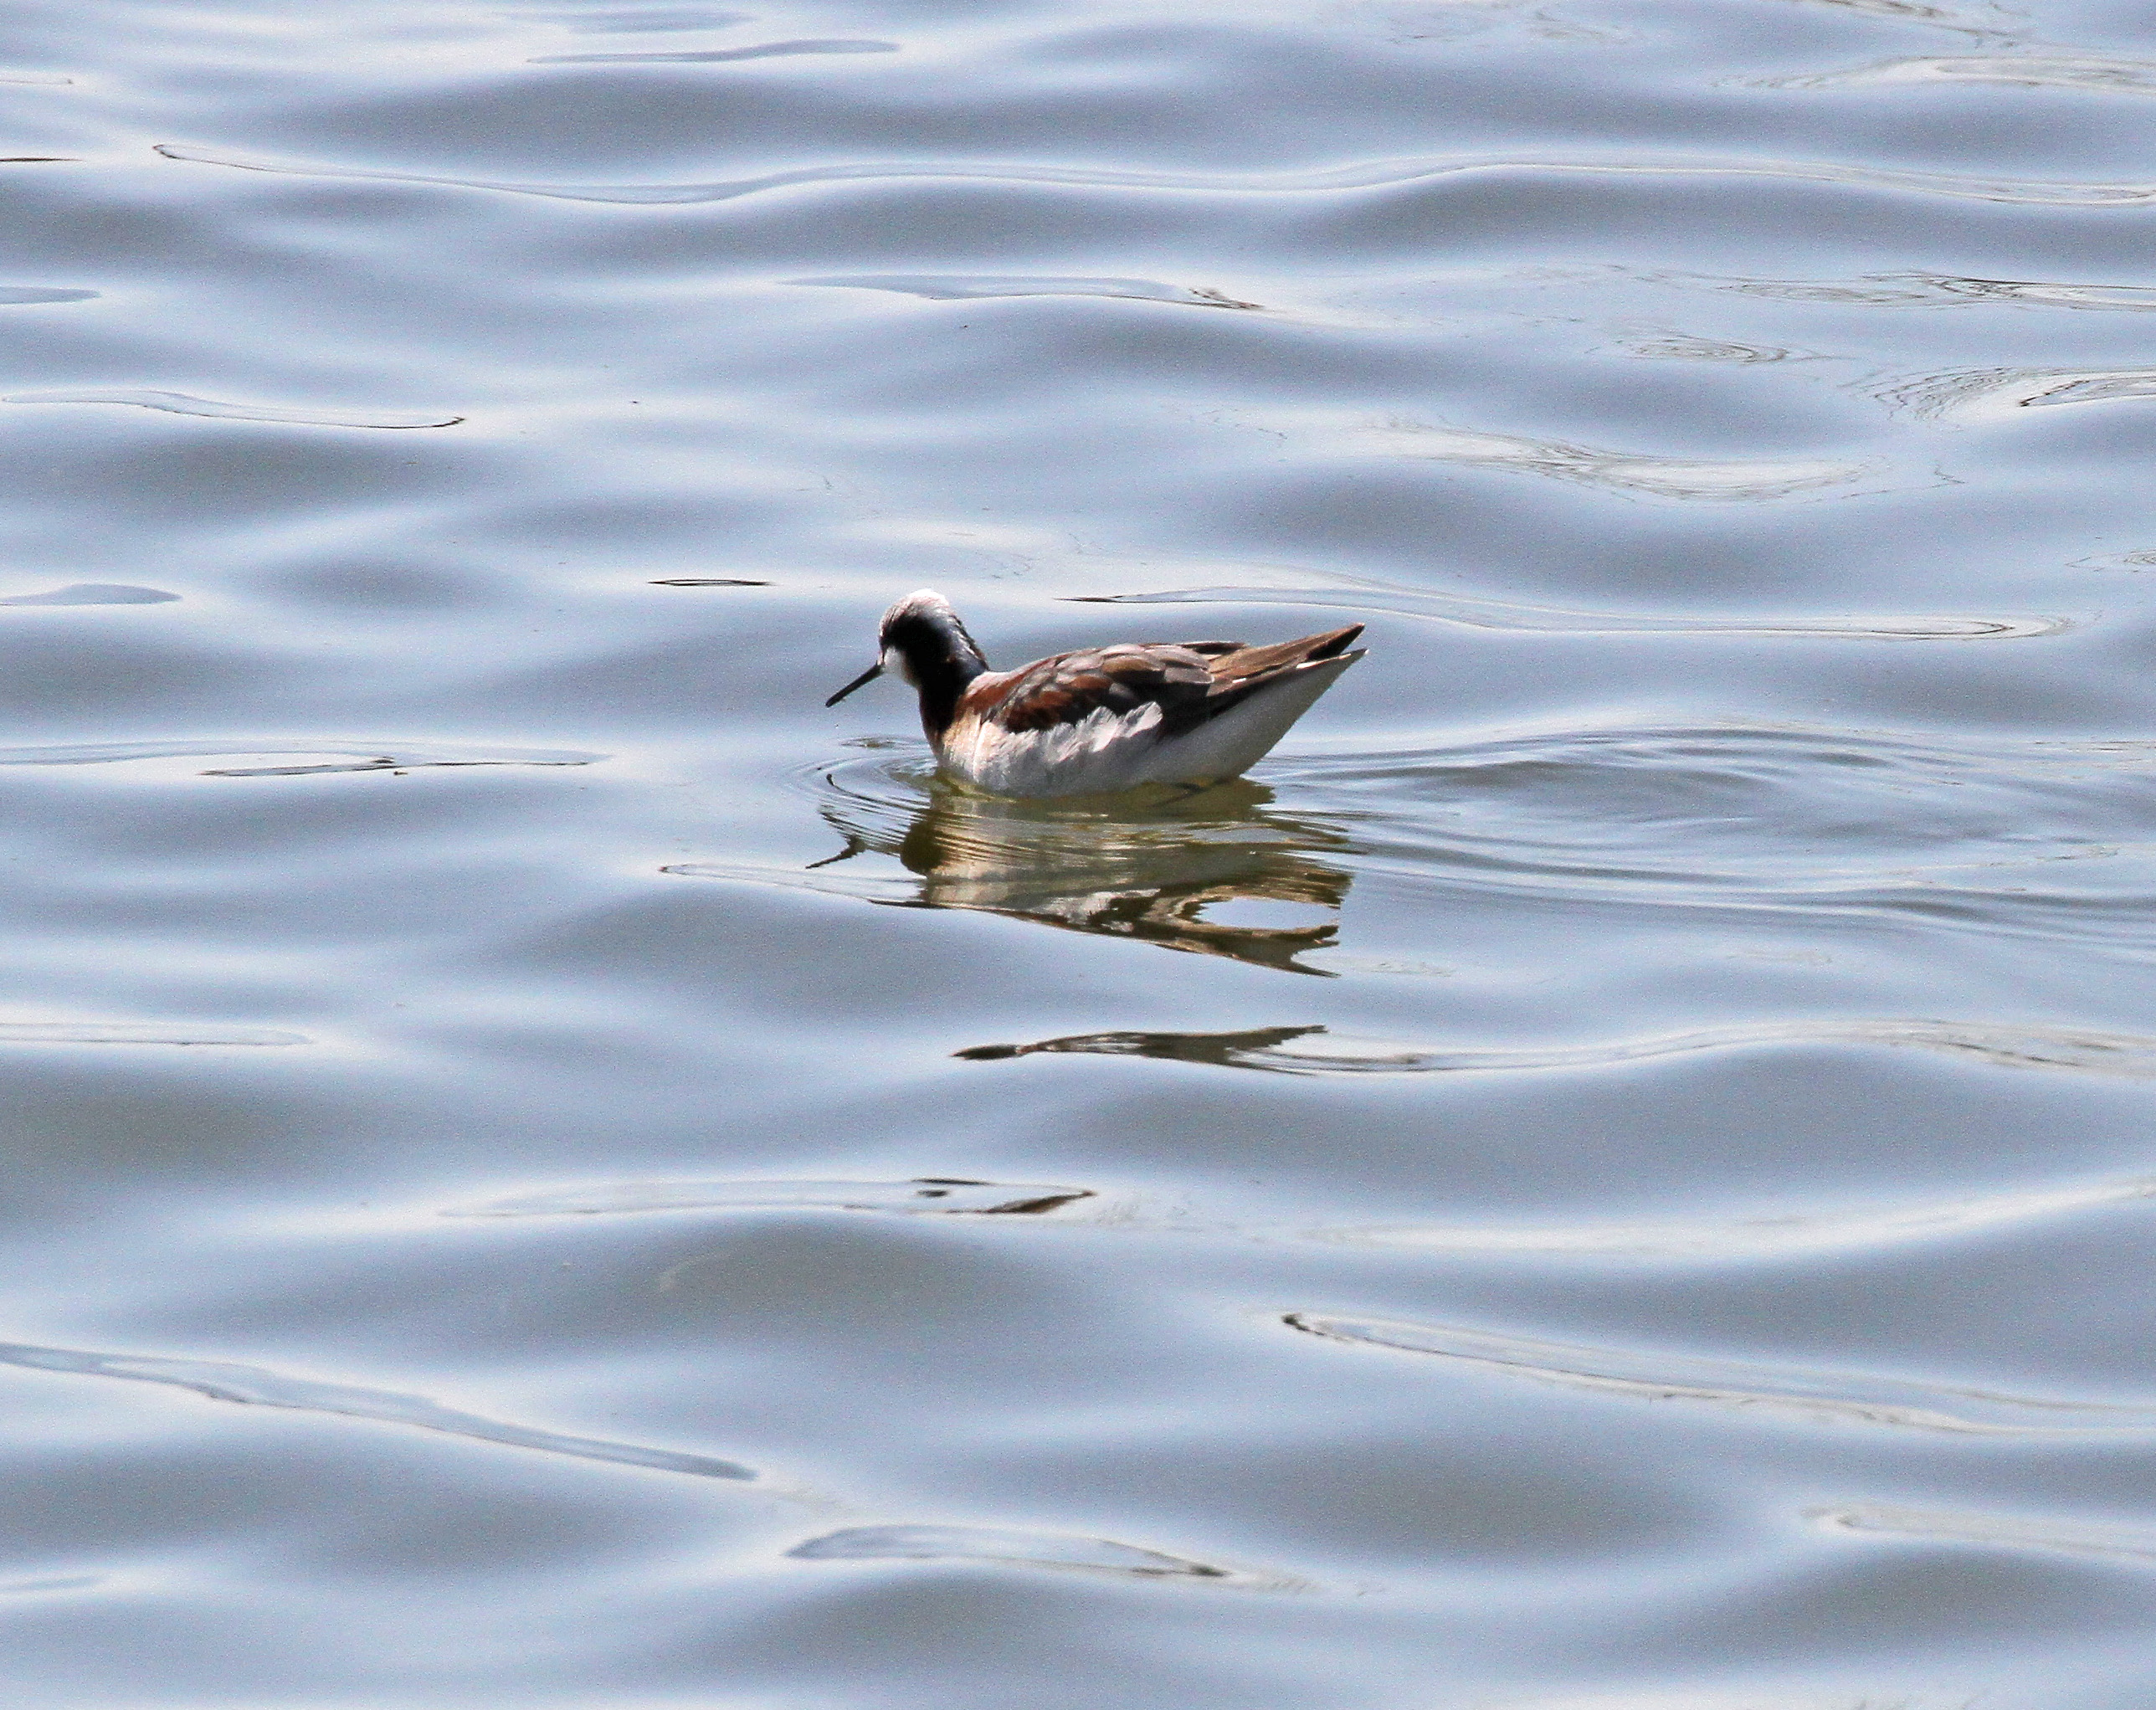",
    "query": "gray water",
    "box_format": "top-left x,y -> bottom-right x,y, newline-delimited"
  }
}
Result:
4,0 -> 2156,1704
